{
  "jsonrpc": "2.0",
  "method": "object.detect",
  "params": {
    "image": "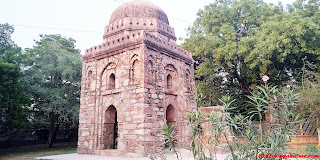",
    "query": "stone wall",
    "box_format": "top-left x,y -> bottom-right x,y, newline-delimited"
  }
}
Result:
78,46 -> 148,156
288,136 -> 318,145
198,107 -> 318,147
199,107 -> 234,145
